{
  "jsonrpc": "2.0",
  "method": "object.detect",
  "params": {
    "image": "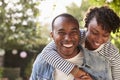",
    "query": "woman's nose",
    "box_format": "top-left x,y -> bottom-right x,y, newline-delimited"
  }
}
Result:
96,35 -> 103,43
